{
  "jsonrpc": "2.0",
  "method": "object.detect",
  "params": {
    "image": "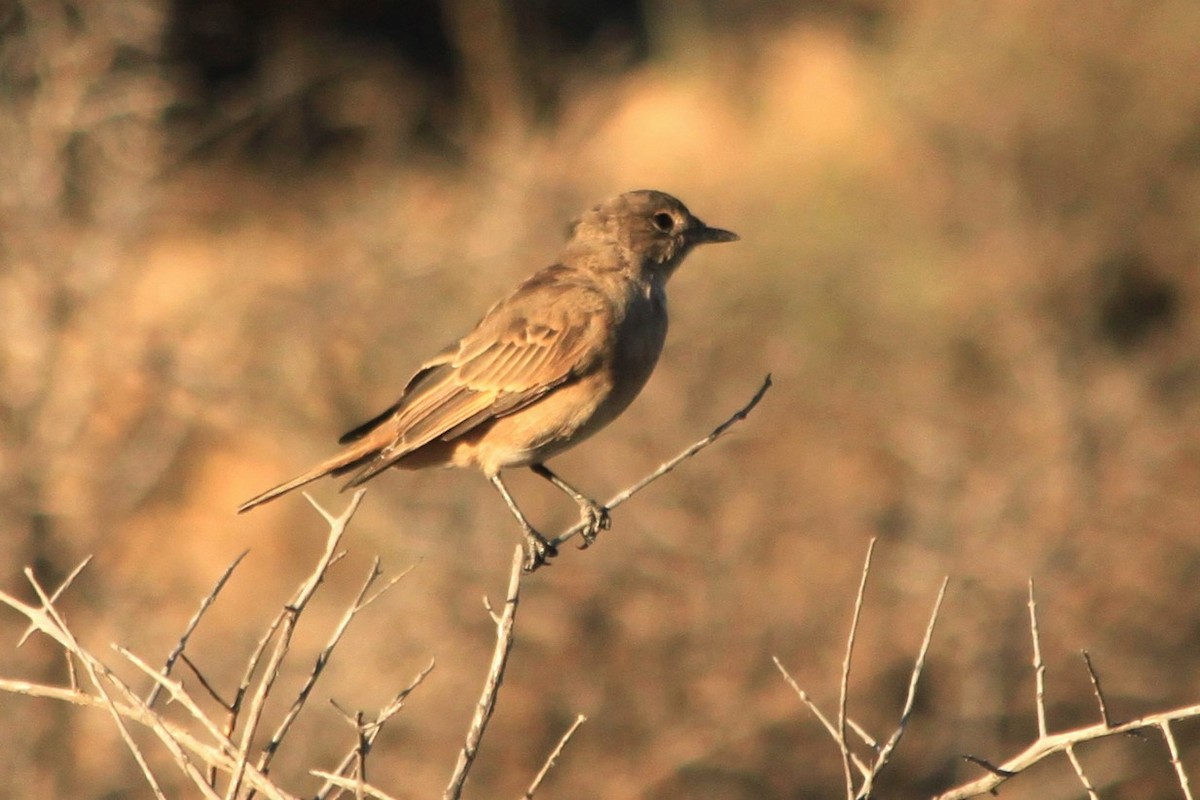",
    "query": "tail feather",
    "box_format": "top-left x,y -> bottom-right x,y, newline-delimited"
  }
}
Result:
237,443 -> 382,513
